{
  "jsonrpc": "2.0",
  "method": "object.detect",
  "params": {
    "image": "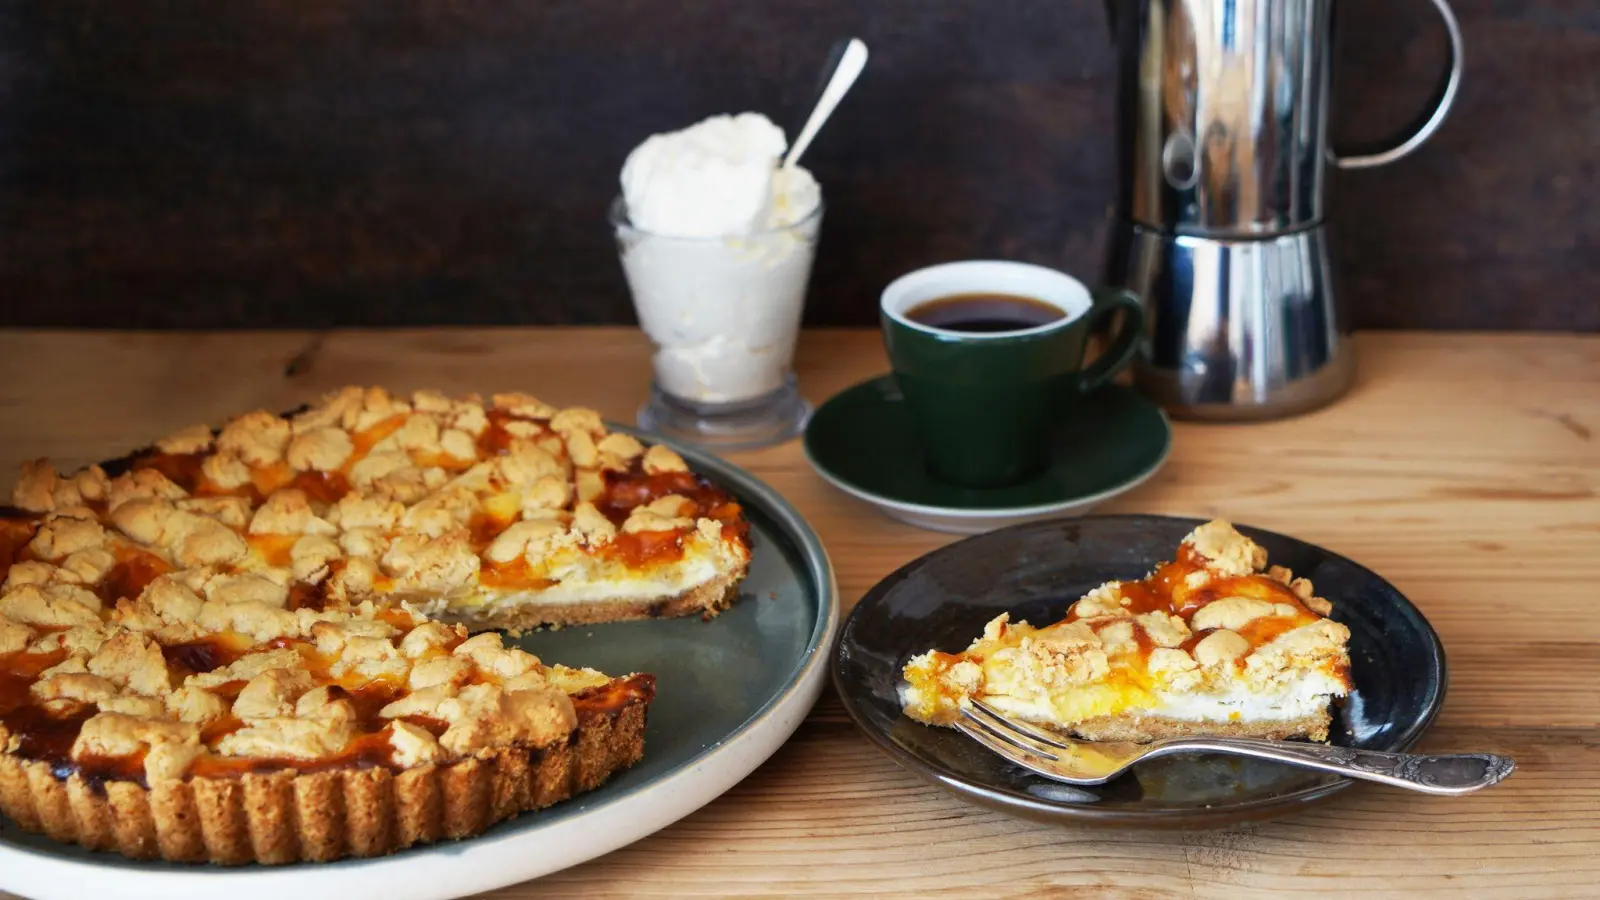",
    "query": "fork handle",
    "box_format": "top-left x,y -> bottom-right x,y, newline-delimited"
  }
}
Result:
1157,738 -> 1516,795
